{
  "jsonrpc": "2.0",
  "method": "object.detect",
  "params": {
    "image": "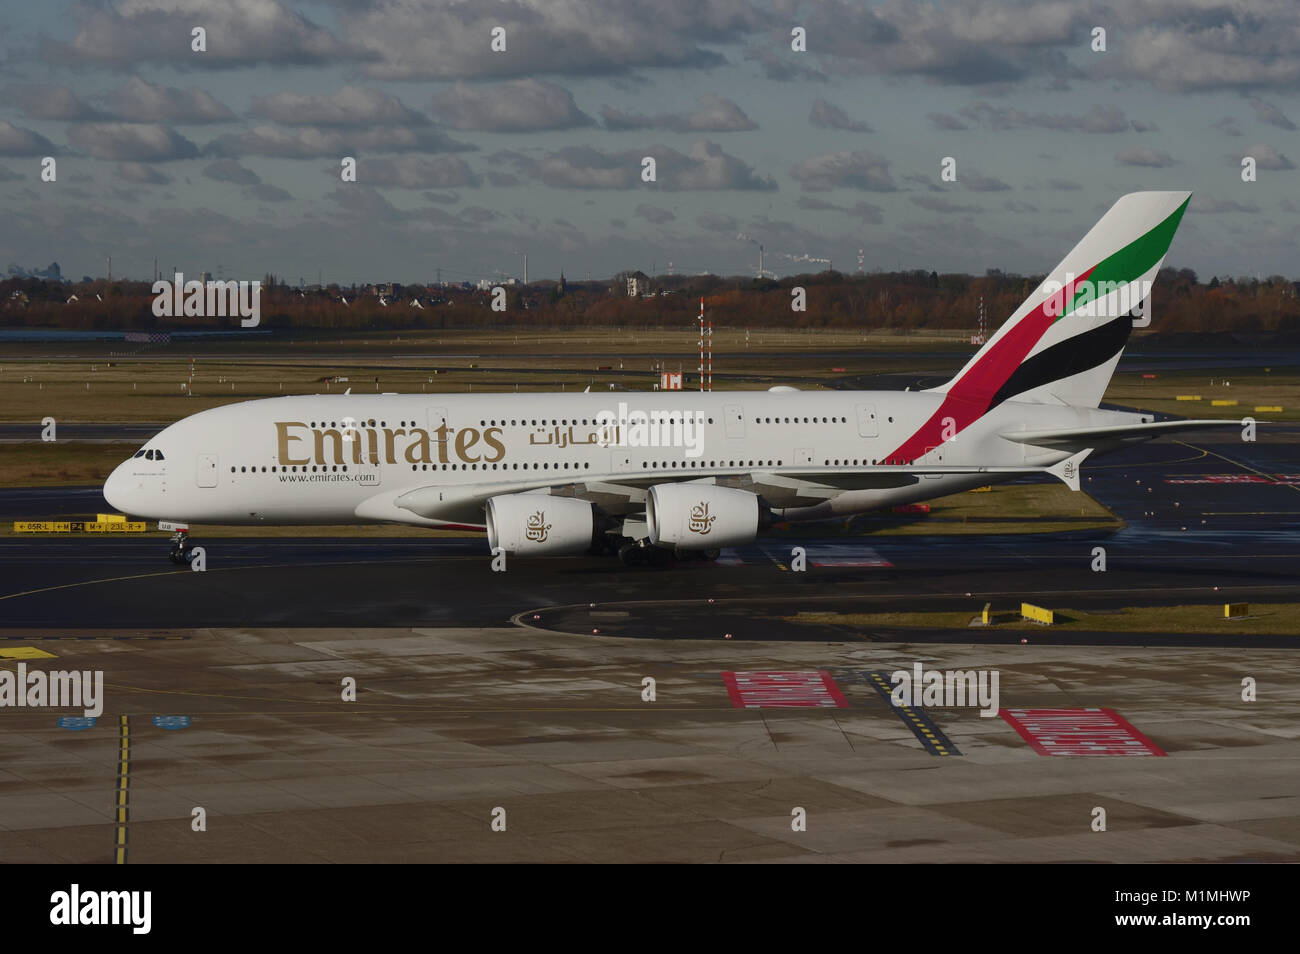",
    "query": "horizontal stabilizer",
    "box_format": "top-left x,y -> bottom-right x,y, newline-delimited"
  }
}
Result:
1002,418 -> 1246,451
1046,449 -> 1092,491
